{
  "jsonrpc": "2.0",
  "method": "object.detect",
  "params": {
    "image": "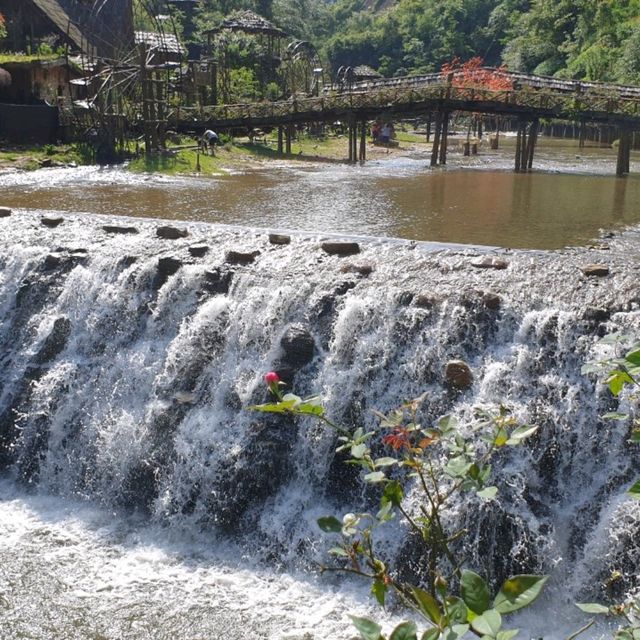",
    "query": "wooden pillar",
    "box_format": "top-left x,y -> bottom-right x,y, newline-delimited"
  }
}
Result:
352,120 -> 358,162
579,121 -> 586,149
285,124 -> 292,155
526,119 -> 539,171
359,120 -> 366,162
430,111 -> 443,167
439,111 -> 449,165
617,127 -> 631,177
515,123 -> 522,173
277,126 -> 283,154
426,112 -> 432,142
477,119 -> 483,140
